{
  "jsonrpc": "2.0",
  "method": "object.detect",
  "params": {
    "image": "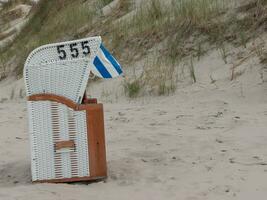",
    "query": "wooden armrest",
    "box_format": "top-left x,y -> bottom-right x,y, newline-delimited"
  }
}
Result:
55,140 -> 75,150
